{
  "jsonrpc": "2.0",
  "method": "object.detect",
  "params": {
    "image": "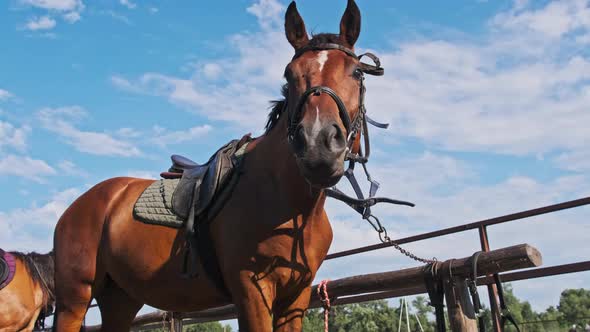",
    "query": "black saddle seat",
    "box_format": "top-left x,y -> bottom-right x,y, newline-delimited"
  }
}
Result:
171,136 -> 251,220
171,154 -> 200,171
